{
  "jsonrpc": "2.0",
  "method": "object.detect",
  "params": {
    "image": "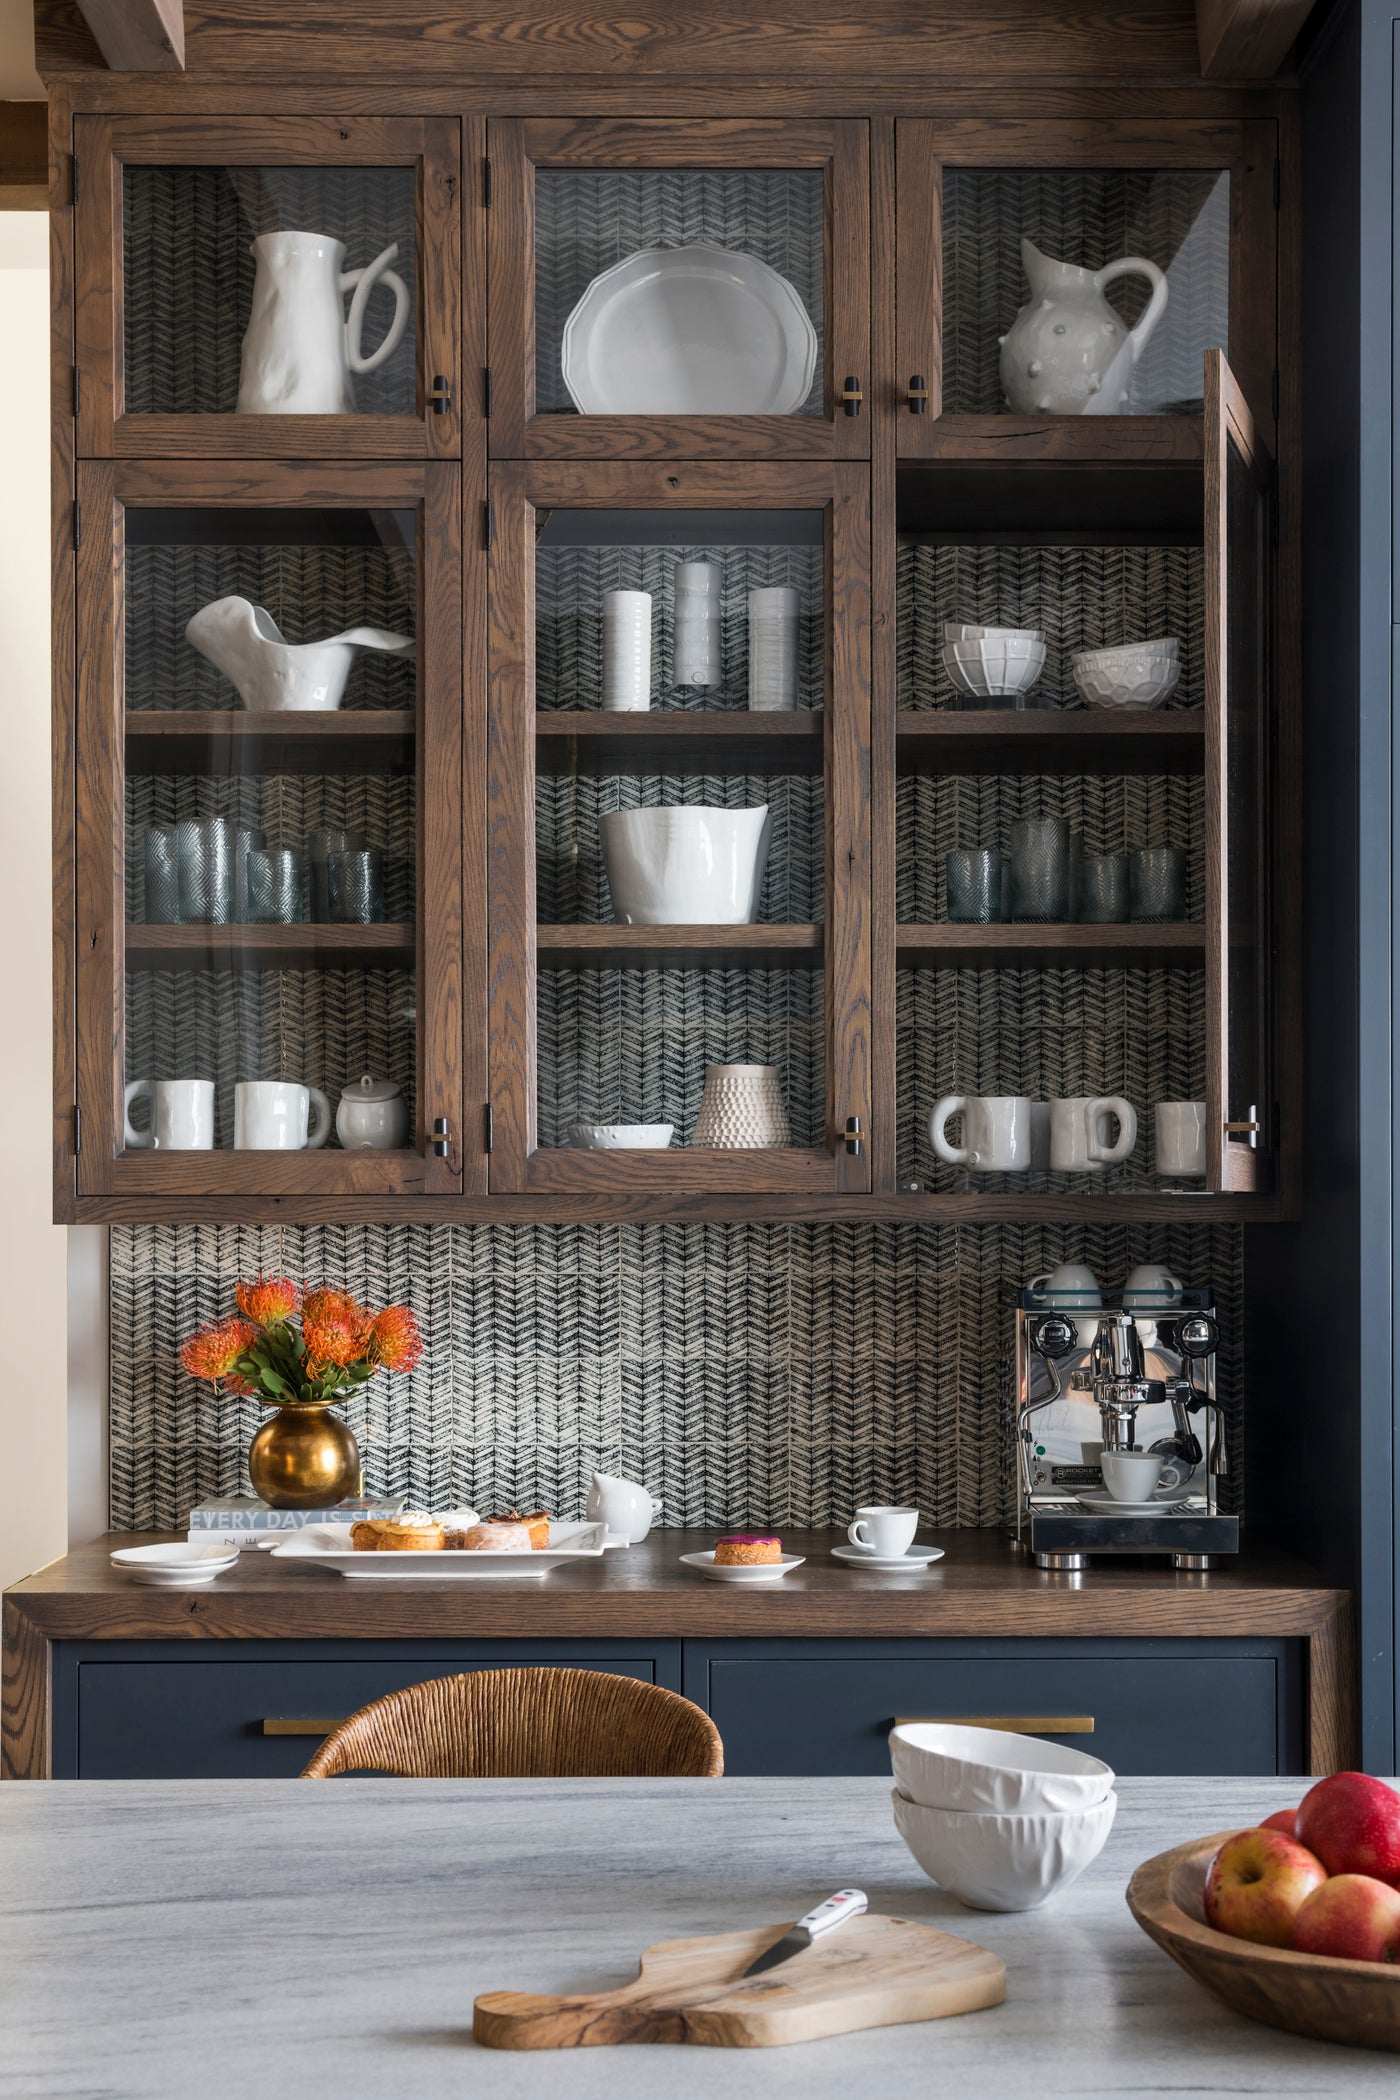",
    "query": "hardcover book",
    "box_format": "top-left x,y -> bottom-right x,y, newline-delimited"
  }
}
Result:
186,1495 -> 407,1543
